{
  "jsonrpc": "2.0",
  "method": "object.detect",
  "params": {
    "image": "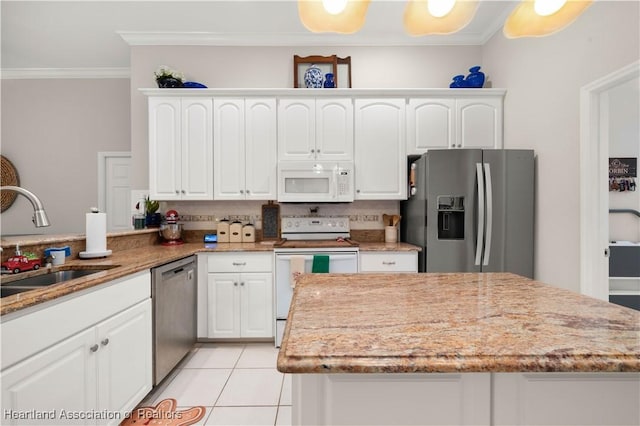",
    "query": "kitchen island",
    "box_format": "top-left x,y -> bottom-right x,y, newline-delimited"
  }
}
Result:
277,273 -> 640,425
